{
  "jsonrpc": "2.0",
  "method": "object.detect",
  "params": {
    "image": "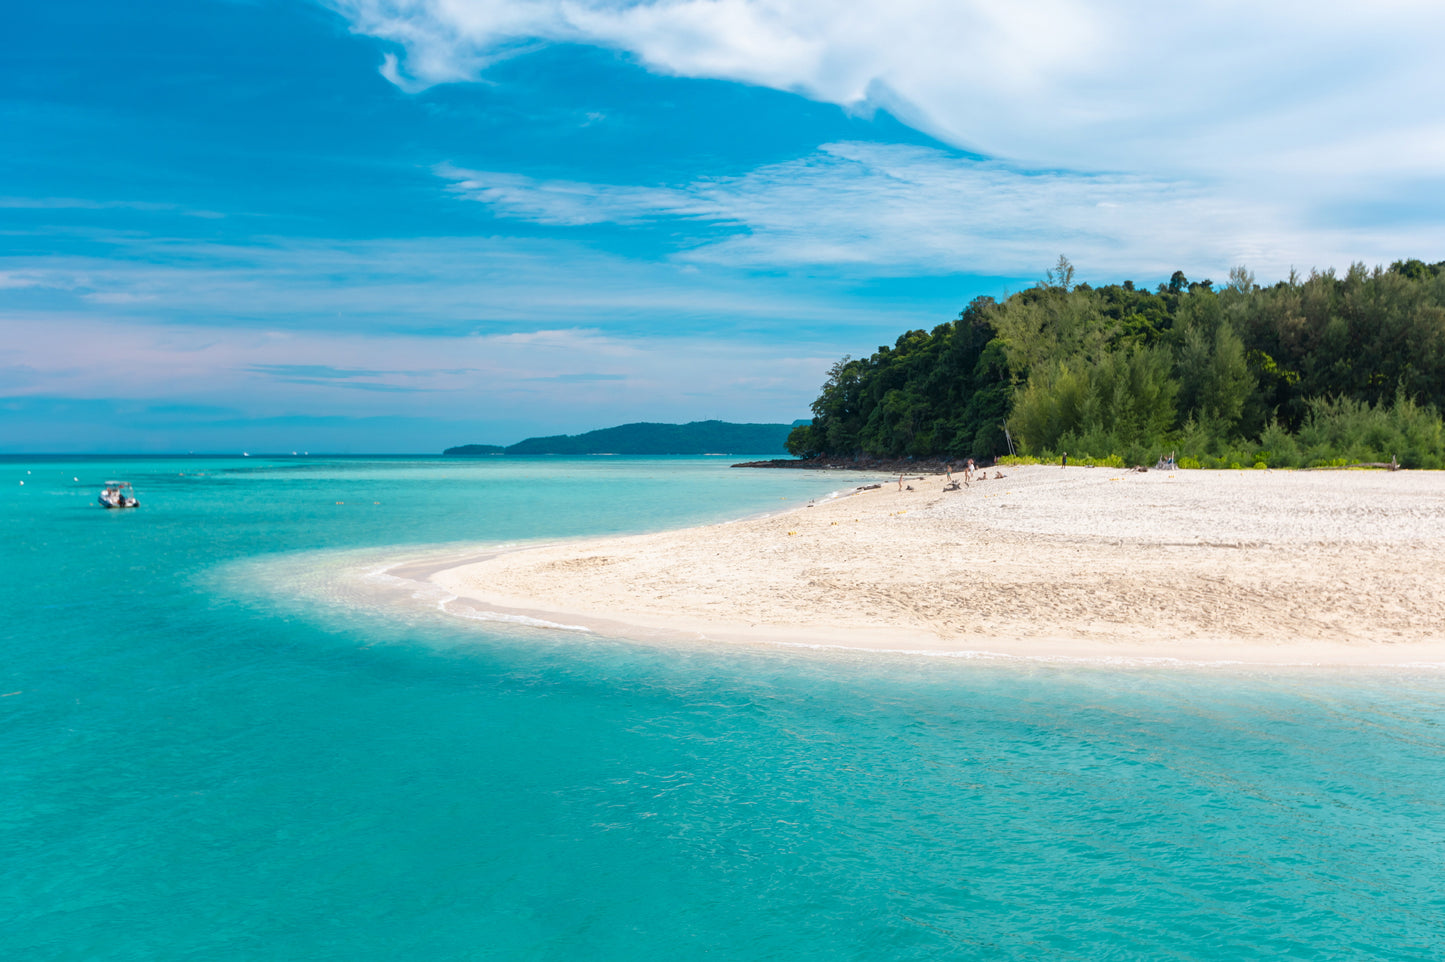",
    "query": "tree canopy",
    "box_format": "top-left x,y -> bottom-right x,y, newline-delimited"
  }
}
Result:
788,258 -> 1445,468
